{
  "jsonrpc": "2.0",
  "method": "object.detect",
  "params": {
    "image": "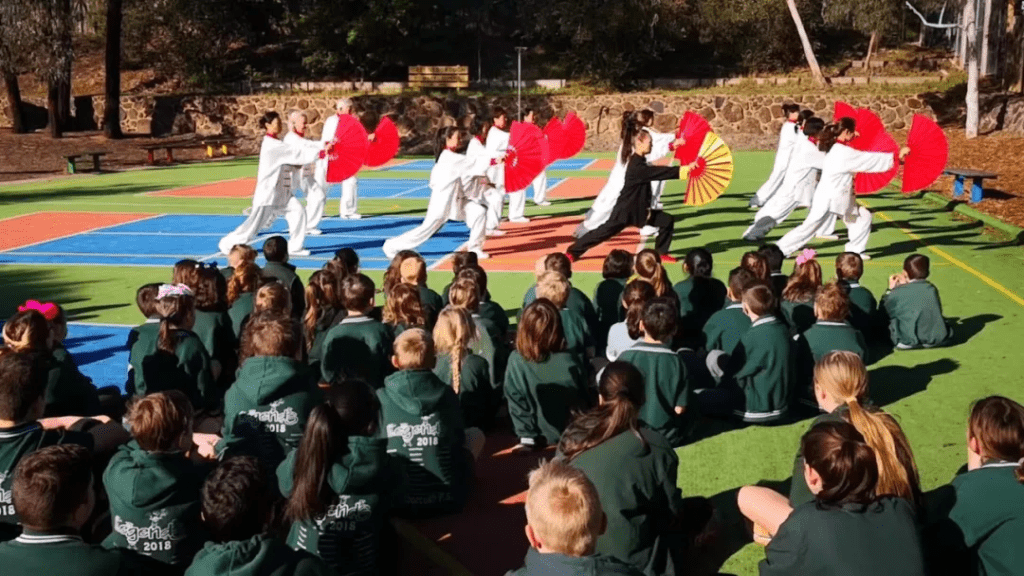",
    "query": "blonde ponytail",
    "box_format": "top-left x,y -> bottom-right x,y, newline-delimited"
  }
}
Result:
845,398 -> 917,501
